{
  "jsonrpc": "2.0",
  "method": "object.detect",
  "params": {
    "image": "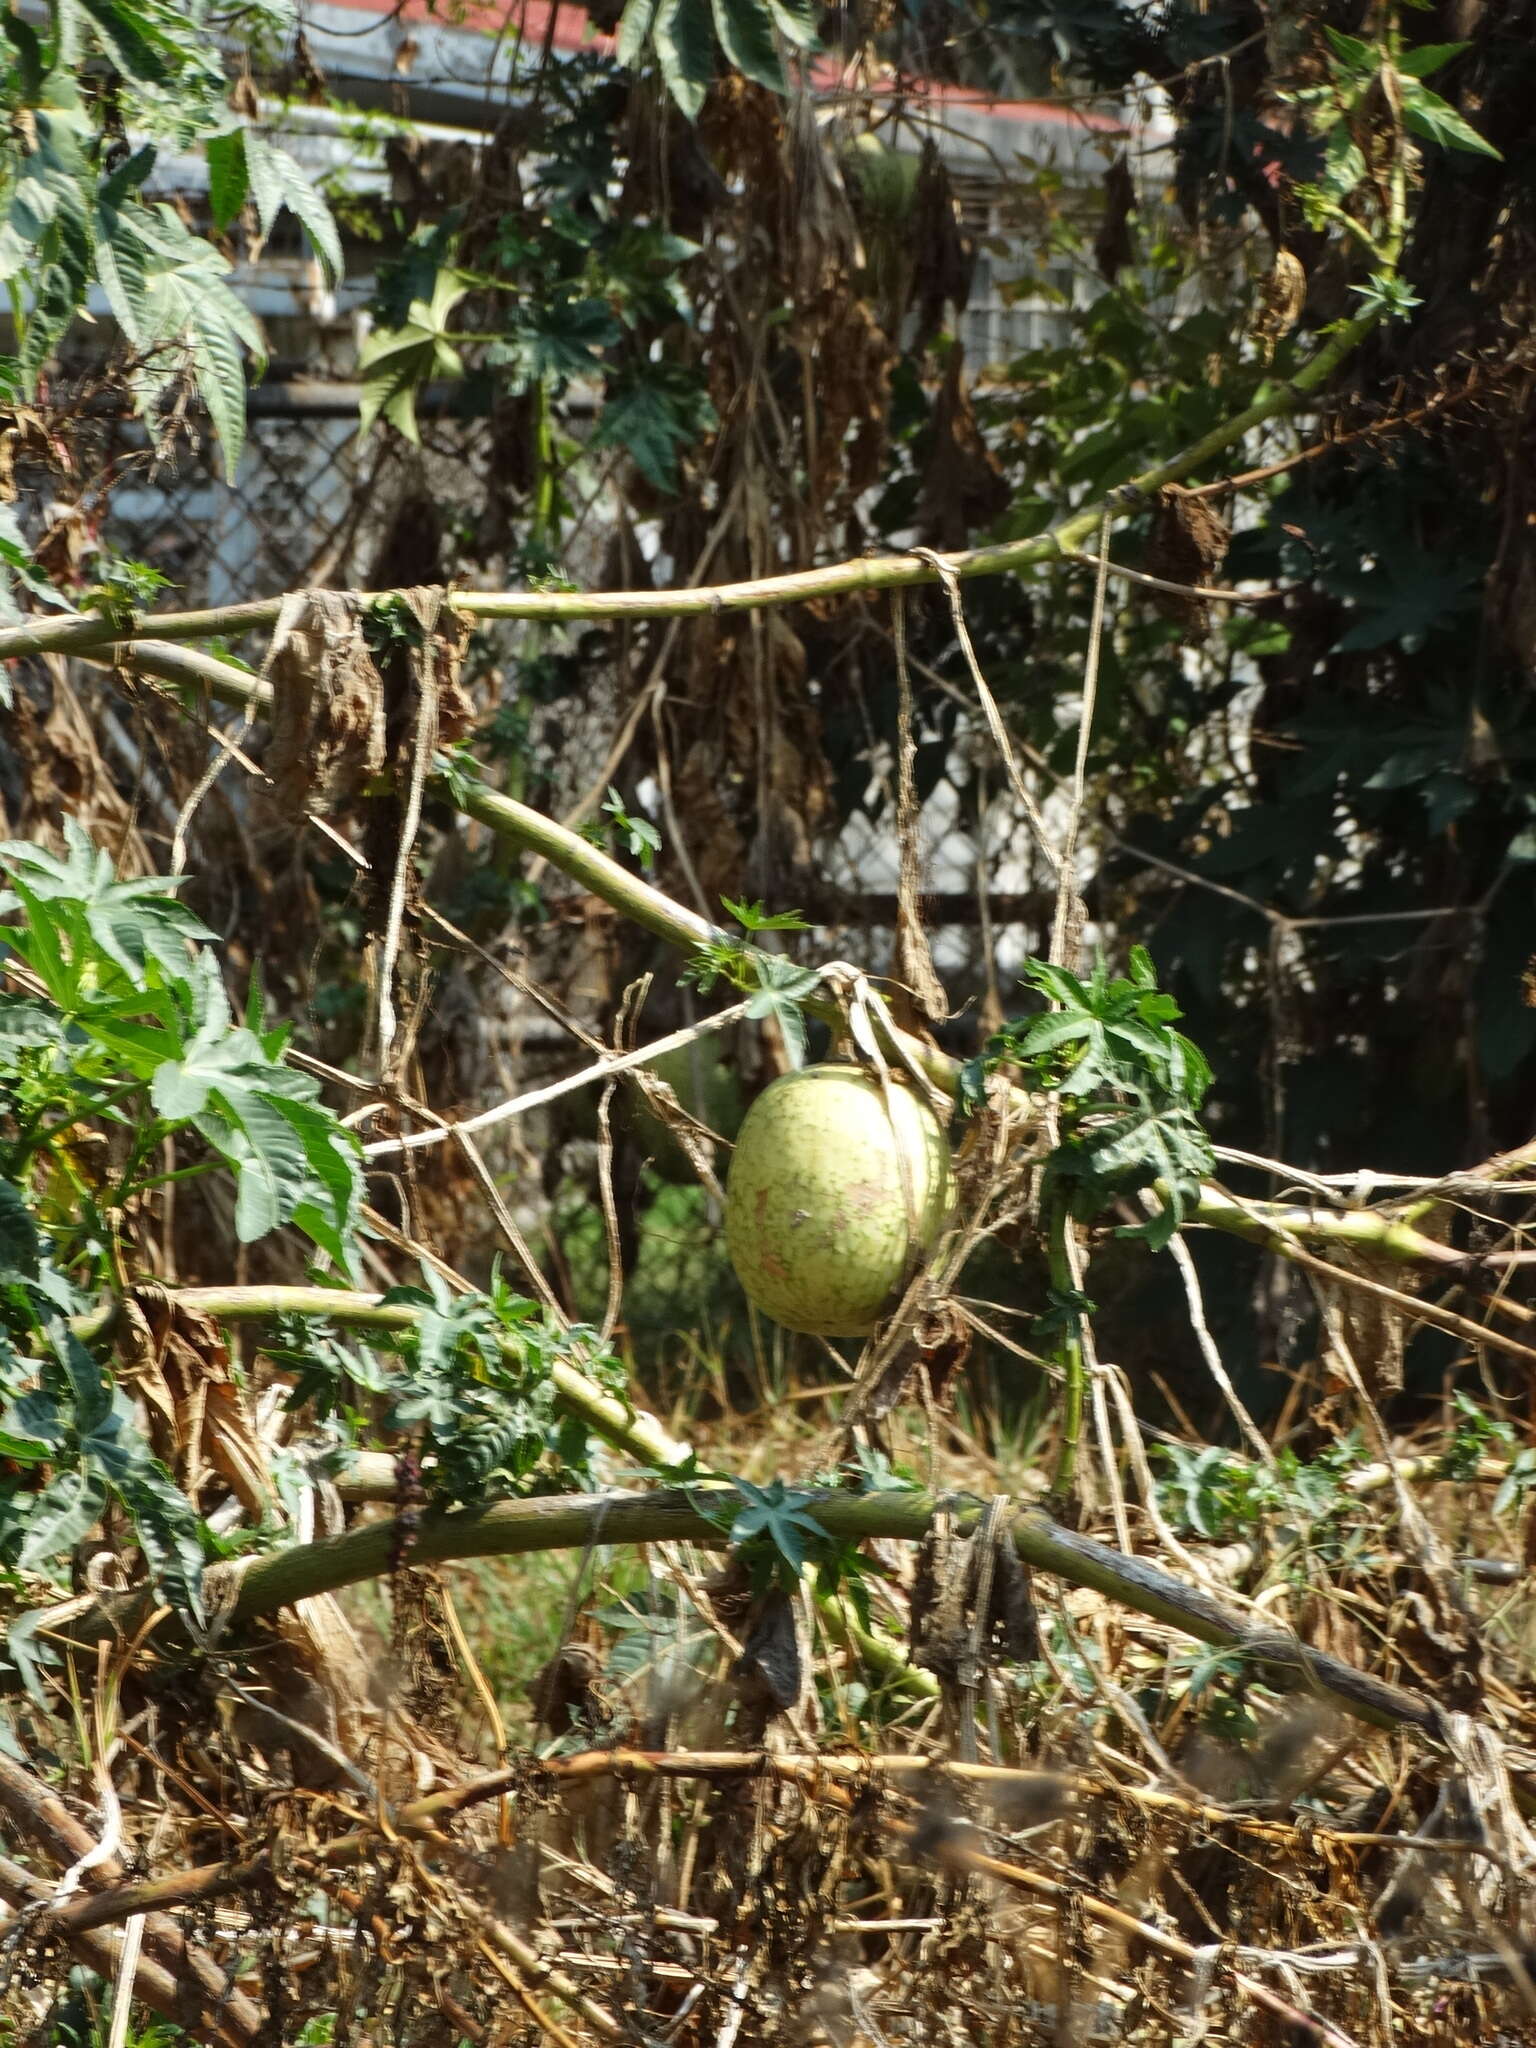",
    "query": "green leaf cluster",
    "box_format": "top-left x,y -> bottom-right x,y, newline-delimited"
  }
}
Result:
682,907 -> 821,1064
0,0 -> 341,495
275,1266 -> 624,1503
0,1220 -> 206,1695
0,822 -> 362,1267
615,0 -> 819,118
967,946 -> 1214,1249
1153,1436 -> 1367,1545
358,126 -> 714,486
